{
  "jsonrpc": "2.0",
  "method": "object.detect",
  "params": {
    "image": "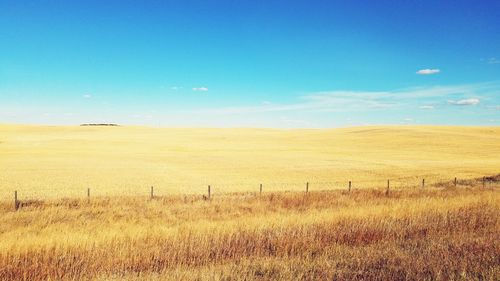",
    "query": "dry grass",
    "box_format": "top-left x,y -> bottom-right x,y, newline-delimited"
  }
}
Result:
0,125 -> 499,280
0,184 -> 498,280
